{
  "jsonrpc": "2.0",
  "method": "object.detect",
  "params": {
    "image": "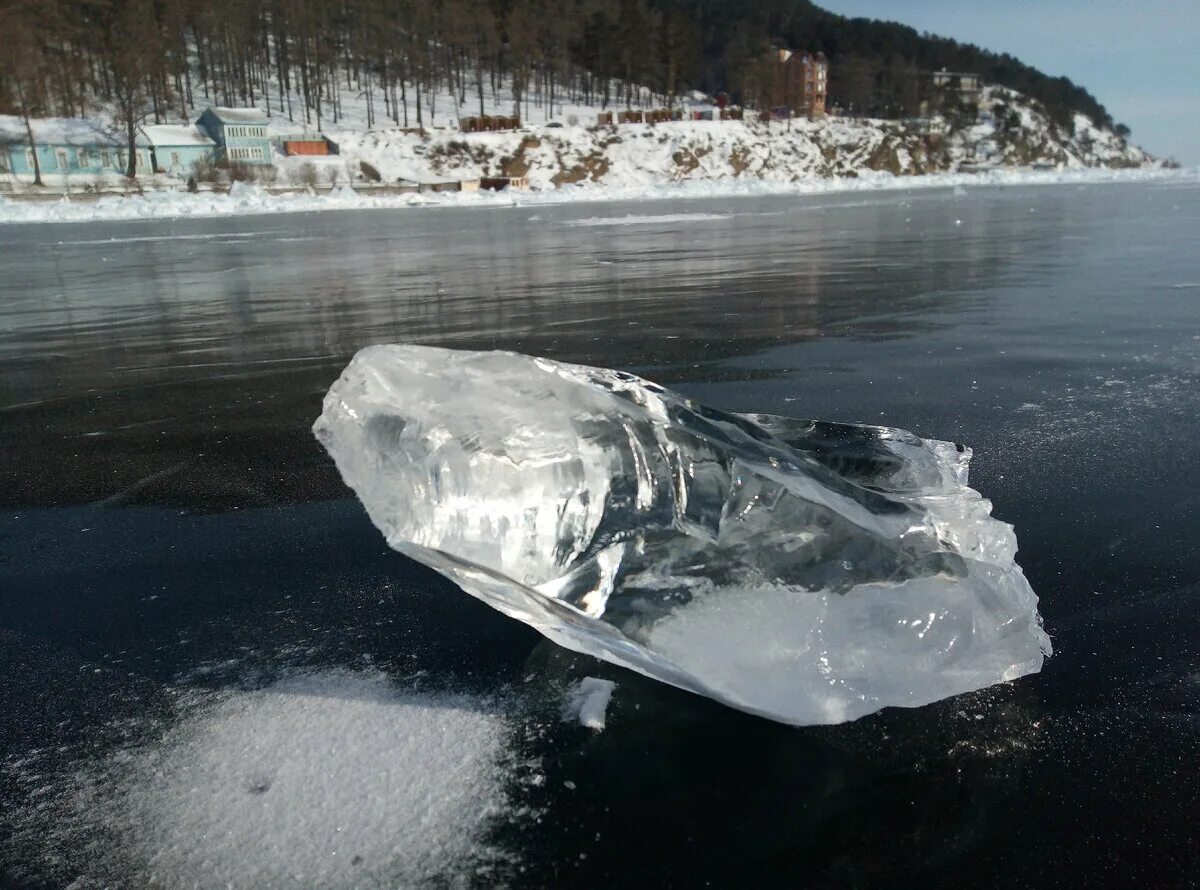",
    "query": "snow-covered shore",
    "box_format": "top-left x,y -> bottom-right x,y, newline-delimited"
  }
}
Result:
0,166 -> 1194,226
